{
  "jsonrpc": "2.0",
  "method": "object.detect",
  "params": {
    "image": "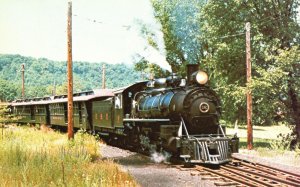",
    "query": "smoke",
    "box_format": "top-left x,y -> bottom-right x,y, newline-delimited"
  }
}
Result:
133,19 -> 172,72
139,134 -> 172,163
144,47 -> 172,72
170,0 -> 204,64
150,151 -> 171,163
